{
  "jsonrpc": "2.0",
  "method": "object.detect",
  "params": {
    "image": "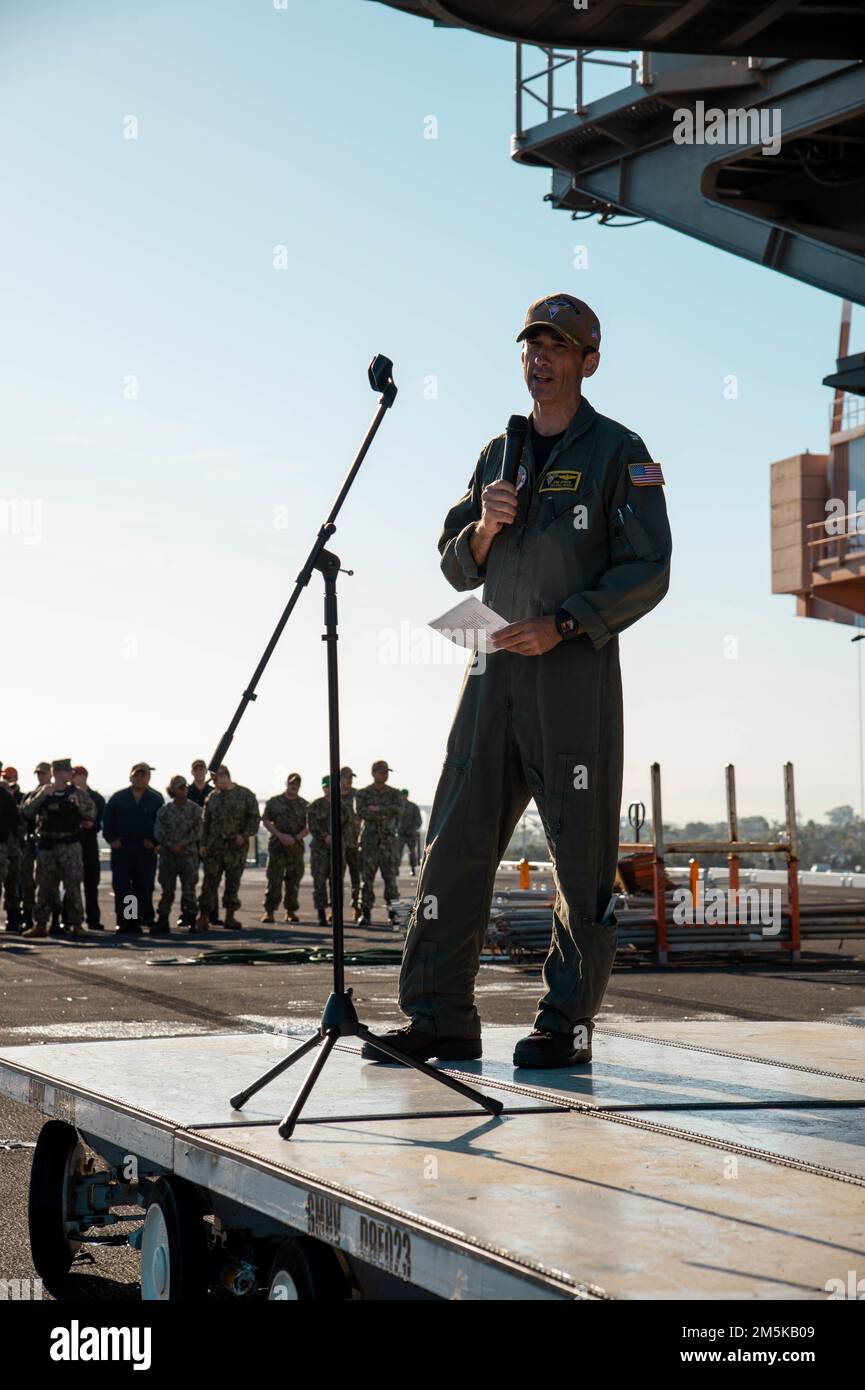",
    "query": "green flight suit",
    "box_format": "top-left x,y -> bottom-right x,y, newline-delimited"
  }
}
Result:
399,396 -> 672,1038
